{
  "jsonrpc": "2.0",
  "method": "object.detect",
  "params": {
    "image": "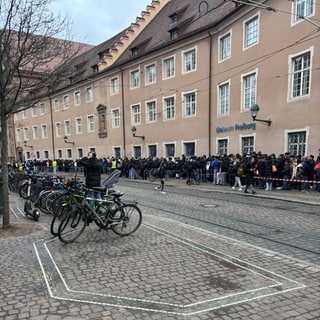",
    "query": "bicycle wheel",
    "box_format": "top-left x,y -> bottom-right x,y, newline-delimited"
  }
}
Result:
195,174 -> 200,185
50,204 -> 74,237
37,190 -> 52,213
46,190 -> 64,214
18,182 -> 29,199
58,207 -> 87,243
51,192 -> 69,216
149,168 -> 157,182
111,204 -> 142,236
